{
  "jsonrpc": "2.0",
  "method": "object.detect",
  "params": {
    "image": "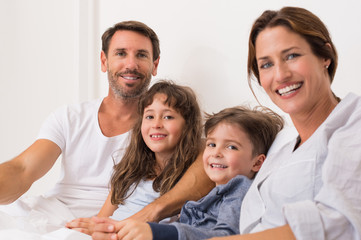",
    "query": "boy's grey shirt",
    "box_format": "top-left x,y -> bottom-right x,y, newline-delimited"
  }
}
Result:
149,175 -> 252,240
